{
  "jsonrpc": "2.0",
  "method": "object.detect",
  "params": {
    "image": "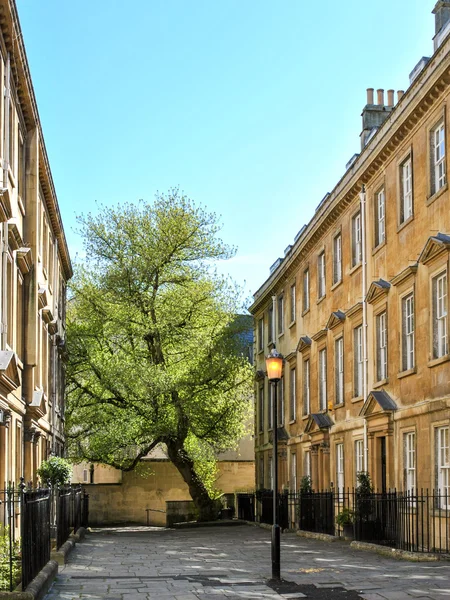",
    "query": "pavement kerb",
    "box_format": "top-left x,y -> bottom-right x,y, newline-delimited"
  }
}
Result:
0,560 -> 58,600
172,519 -> 246,529
0,528 -> 88,600
51,539 -> 74,566
245,520 -> 448,561
350,540 -> 446,561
